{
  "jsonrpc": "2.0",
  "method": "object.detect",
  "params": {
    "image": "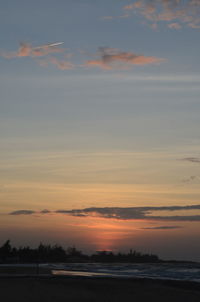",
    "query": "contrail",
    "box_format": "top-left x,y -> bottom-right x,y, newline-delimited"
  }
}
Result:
1,41 -> 69,69
33,42 -> 64,49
